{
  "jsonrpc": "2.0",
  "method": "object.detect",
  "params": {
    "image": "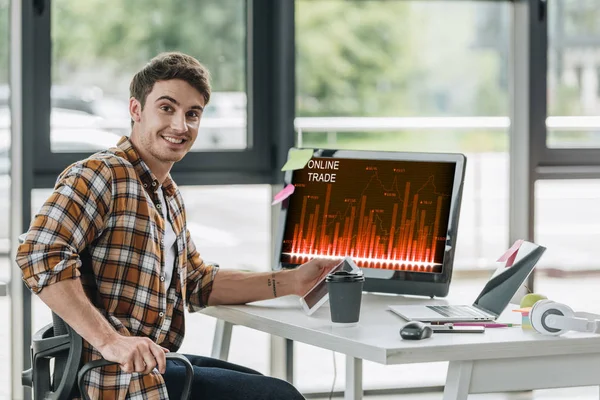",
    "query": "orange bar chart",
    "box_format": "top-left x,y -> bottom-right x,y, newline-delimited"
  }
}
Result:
281,158 -> 455,273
